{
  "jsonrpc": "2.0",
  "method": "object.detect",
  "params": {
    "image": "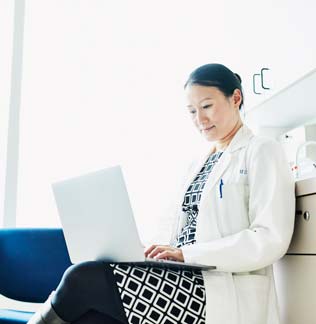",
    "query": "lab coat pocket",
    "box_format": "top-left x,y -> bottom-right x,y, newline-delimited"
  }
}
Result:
233,274 -> 270,324
220,183 -> 249,234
